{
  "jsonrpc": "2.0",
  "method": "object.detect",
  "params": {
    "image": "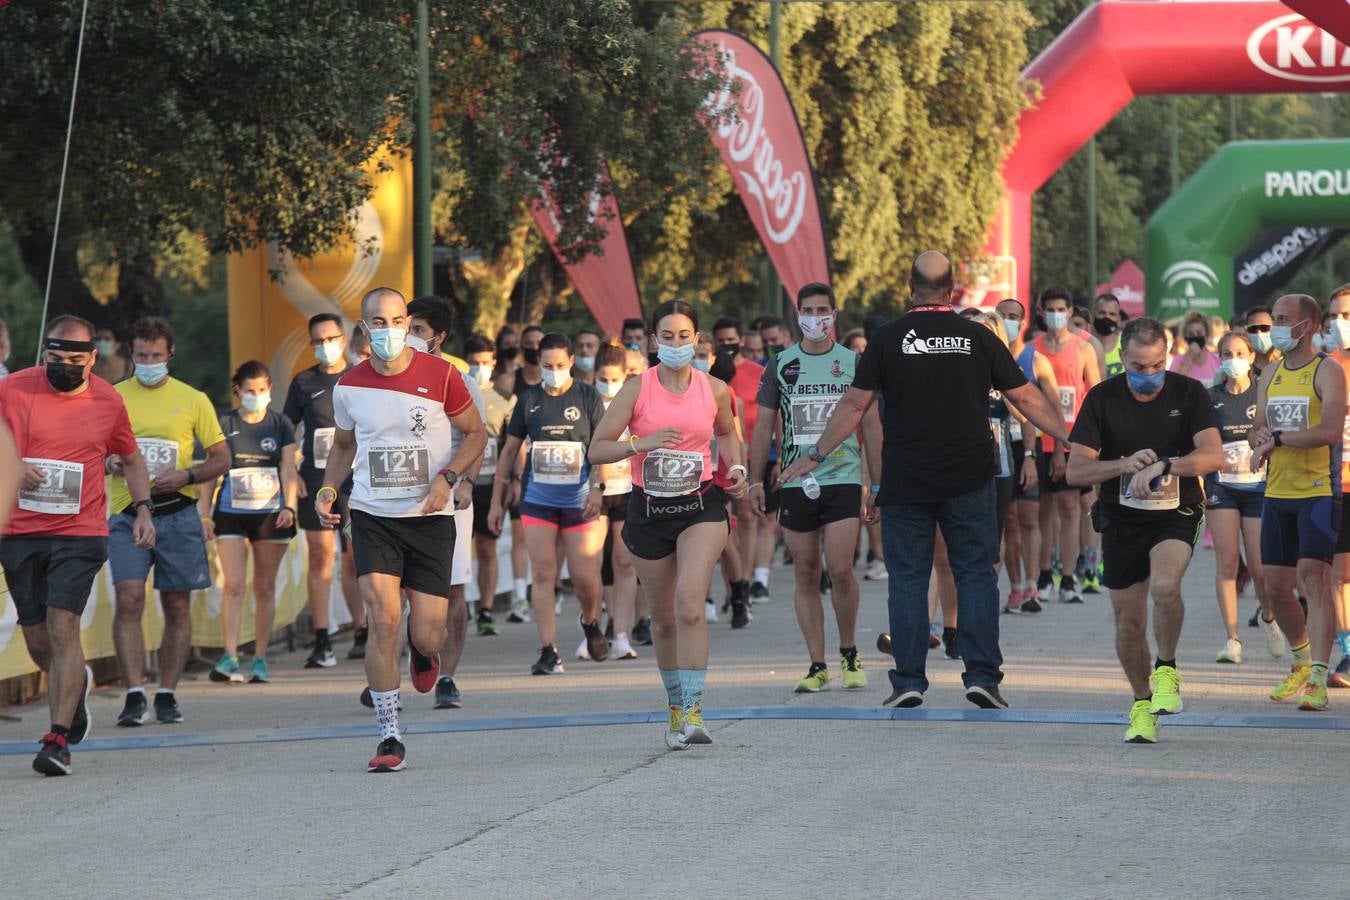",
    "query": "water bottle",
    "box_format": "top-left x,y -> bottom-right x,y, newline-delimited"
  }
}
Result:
801,471 -> 821,500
